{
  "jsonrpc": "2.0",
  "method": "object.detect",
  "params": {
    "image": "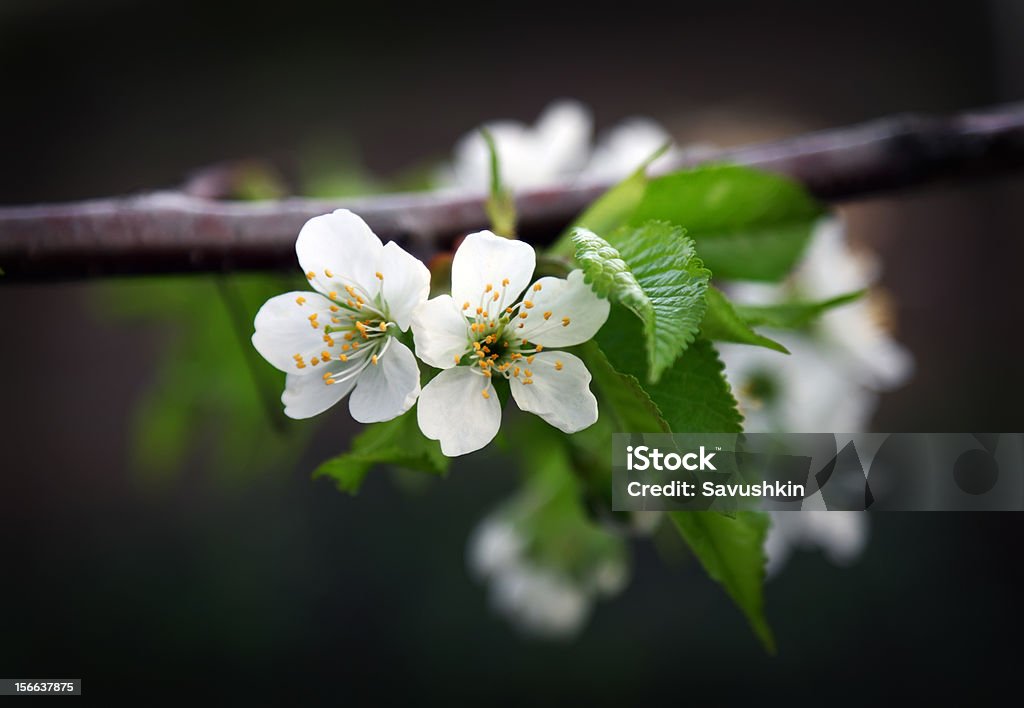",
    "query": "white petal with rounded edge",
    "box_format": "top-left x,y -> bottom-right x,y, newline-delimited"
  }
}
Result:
510,351 -> 598,434
252,291 -> 344,375
451,231 -> 535,314
533,99 -> 593,181
296,209 -> 383,301
379,241 -> 430,331
348,339 -> 421,423
411,295 -> 470,369
518,270 -> 610,347
417,367 -> 501,457
282,363 -> 358,419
